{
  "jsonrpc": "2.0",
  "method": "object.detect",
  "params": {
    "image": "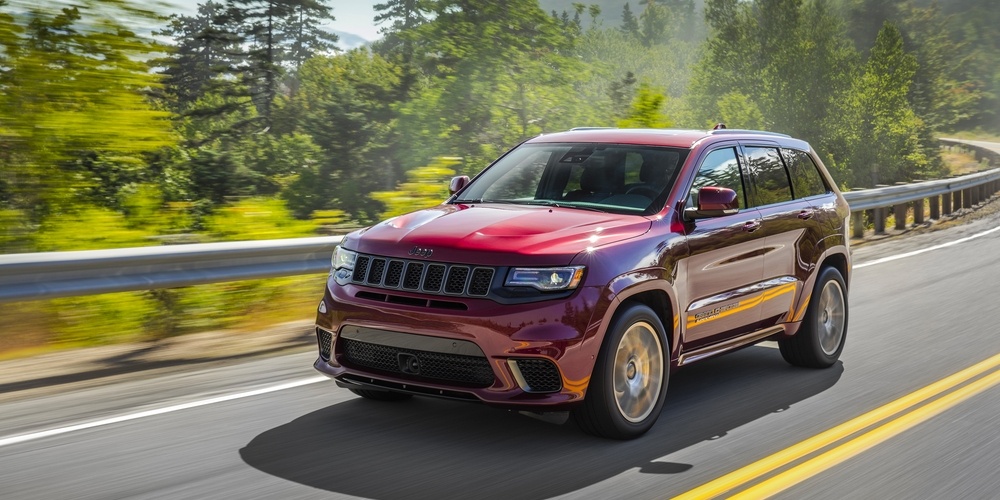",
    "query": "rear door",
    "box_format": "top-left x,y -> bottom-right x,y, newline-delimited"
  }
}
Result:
741,144 -> 815,327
